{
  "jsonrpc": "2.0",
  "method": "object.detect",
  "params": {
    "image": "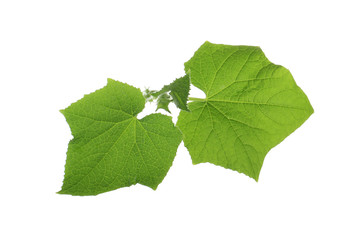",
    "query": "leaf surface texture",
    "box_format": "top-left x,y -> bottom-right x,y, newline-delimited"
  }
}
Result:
177,42 -> 314,180
60,79 -> 182,195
